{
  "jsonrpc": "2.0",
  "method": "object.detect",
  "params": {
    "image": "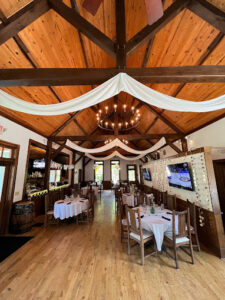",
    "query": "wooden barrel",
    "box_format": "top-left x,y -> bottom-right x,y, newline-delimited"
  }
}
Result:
10,201 -> 35,234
